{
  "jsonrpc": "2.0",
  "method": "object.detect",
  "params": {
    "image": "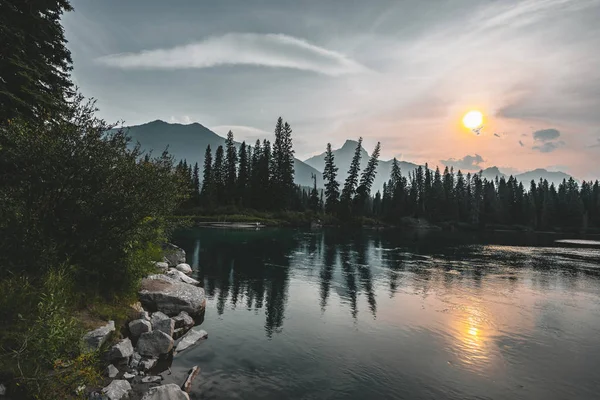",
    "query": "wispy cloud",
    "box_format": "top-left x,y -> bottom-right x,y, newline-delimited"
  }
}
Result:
533,141 -> 564,153
533,128 -> 560,141
96,33 -> 368,76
